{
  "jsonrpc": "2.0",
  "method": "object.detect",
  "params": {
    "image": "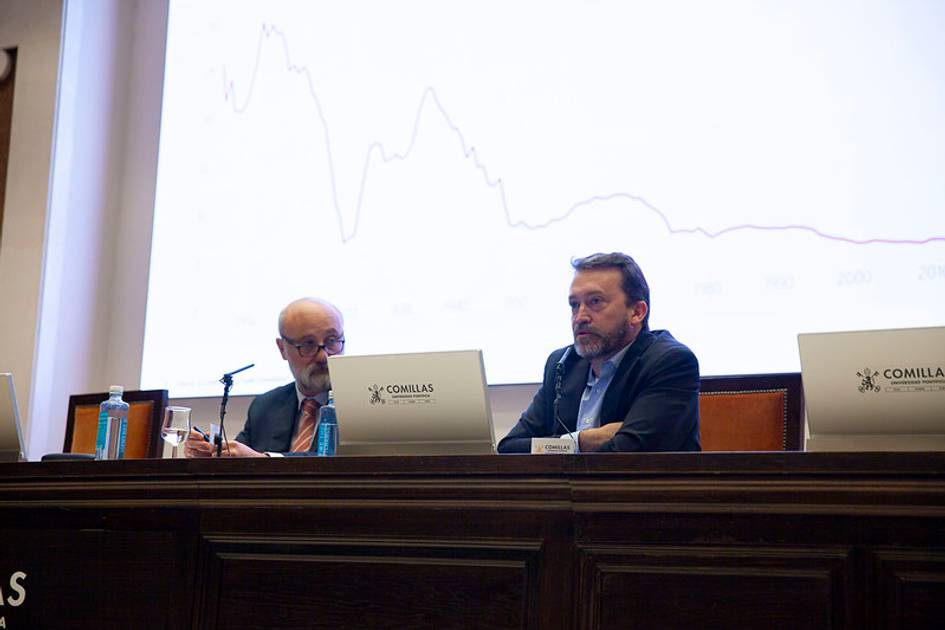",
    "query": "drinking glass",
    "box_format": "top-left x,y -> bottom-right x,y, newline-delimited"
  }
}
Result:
160,406 -> 192,458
